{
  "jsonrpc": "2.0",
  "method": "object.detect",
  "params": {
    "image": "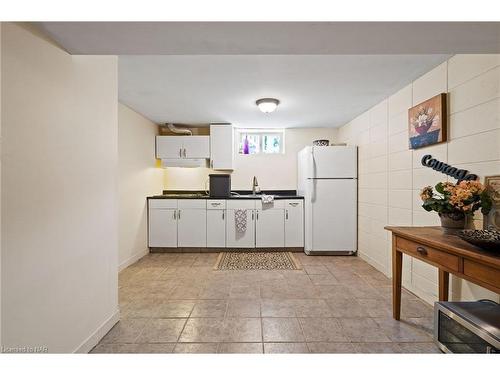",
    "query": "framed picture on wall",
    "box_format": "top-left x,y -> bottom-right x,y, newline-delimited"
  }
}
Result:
408,93 -> 447,149
484,175 -> 500,230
